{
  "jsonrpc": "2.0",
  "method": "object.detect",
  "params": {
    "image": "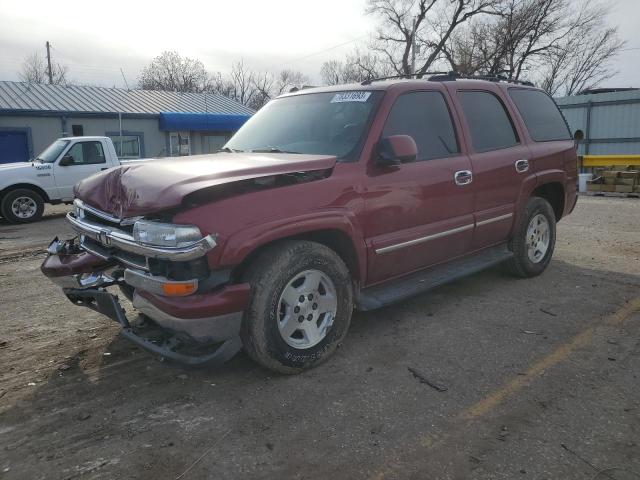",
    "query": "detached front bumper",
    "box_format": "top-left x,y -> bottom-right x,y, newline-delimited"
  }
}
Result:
66,288 -> 242,365
41,239 -> 249,366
